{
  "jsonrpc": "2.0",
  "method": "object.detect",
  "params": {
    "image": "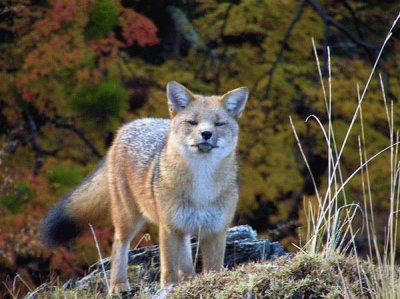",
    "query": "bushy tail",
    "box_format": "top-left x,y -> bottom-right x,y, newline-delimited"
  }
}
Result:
41,158 -> 110,248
